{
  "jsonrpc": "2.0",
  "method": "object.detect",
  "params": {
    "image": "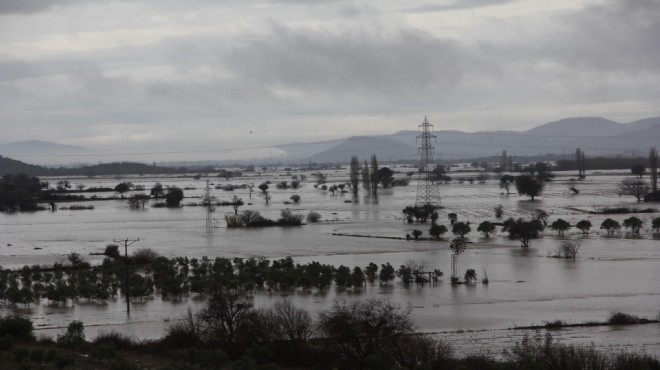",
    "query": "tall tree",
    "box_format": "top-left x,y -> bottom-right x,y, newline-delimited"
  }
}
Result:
500,150 -> 508,171
361,160 -> 370,195
370,154 -> 379,195
649,146 -> 658,192
575,148 -> 586,178
349,156 -> 360,195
